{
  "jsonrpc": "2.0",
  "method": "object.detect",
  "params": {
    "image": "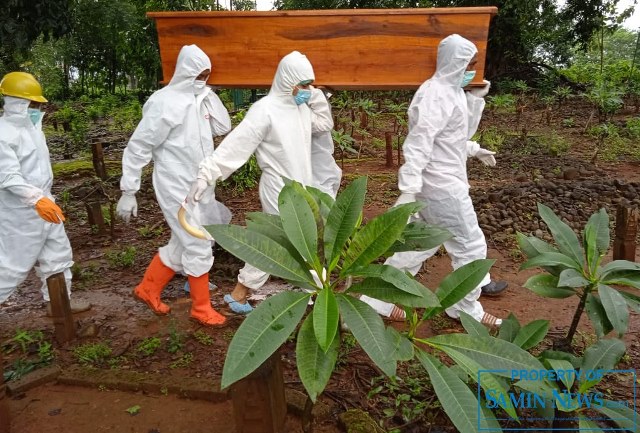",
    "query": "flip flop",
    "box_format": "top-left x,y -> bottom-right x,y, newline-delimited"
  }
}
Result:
224,294 -> 254,315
